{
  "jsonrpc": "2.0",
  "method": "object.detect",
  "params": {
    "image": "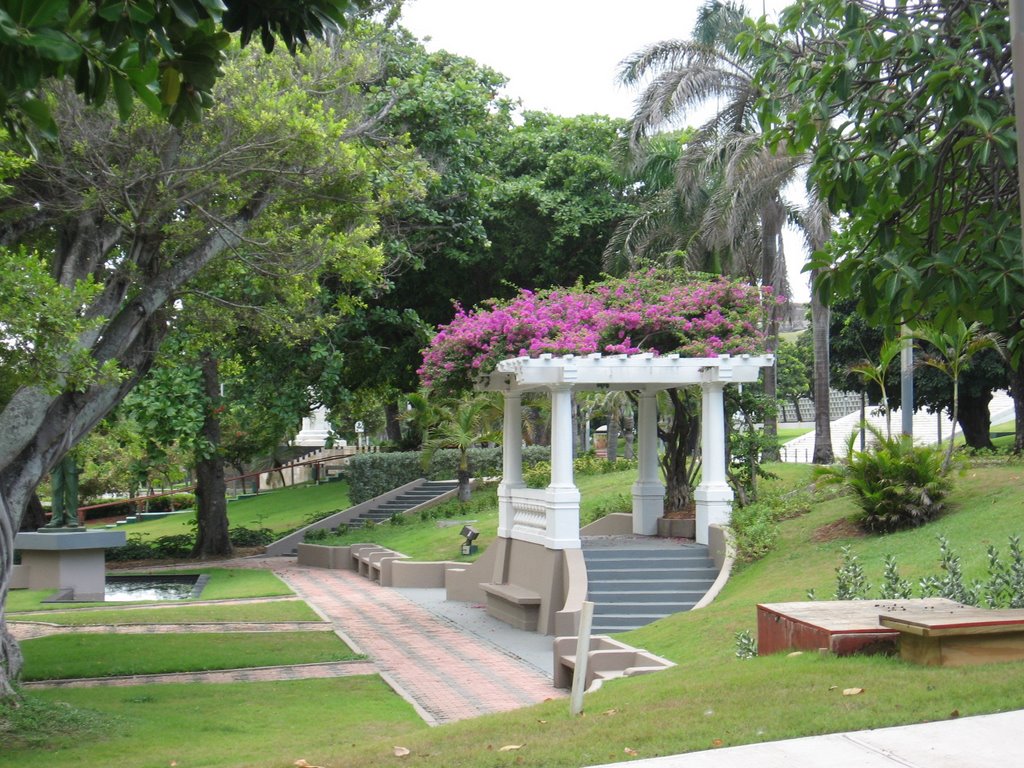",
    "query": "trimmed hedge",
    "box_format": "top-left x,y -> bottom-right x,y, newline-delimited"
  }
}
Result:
346,446 -> 550,504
